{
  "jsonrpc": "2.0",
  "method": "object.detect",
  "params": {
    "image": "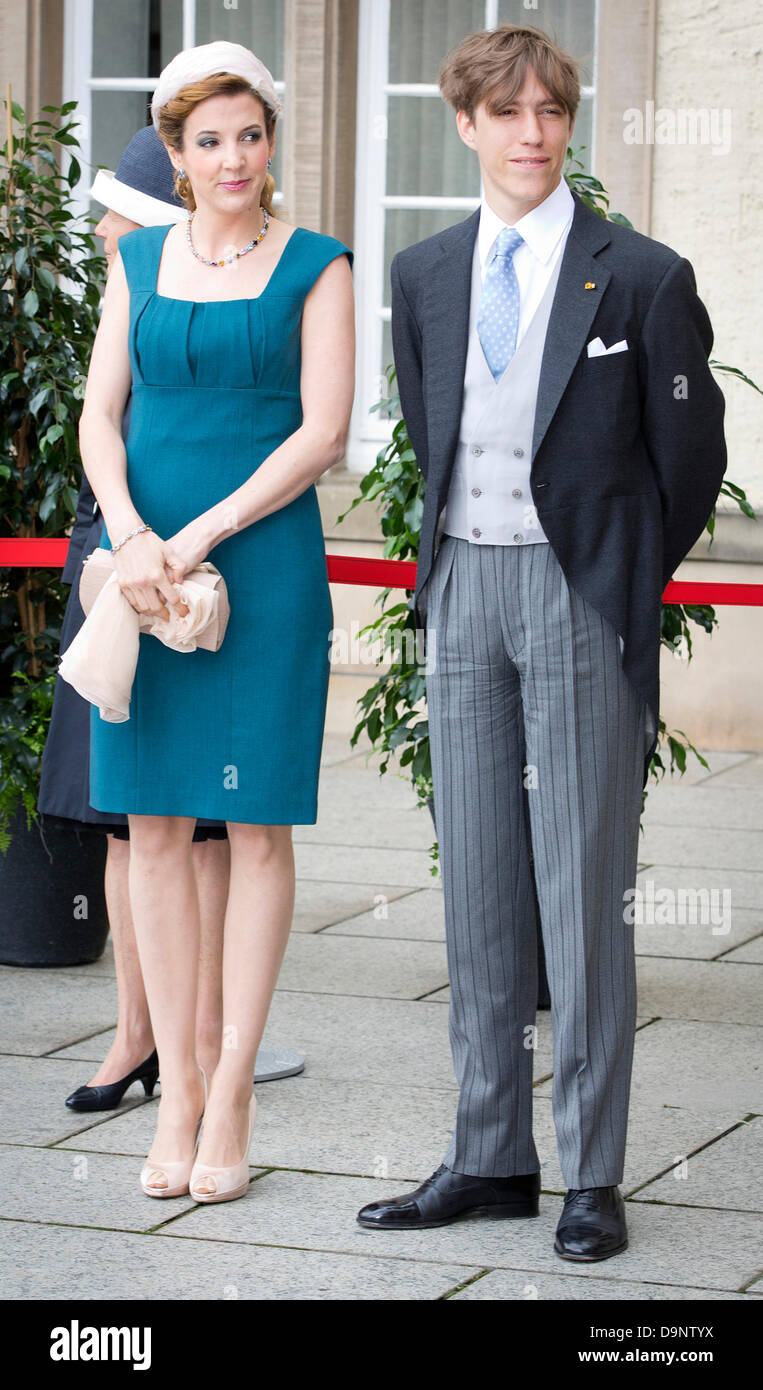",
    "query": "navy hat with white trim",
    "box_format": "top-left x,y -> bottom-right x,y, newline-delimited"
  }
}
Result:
89,124 -> 186,226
